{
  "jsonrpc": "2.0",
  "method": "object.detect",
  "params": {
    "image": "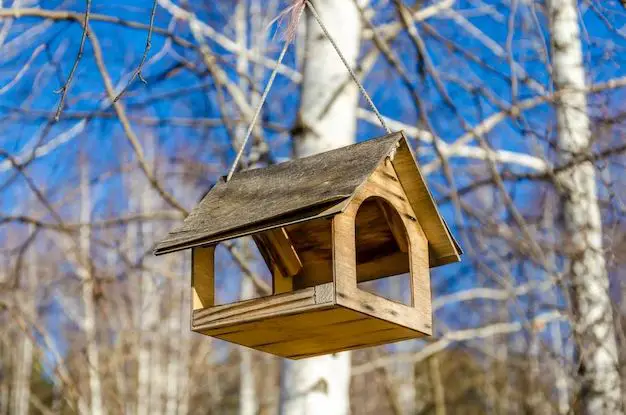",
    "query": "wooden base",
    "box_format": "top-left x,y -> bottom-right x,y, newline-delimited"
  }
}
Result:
191,282 -> 428,359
